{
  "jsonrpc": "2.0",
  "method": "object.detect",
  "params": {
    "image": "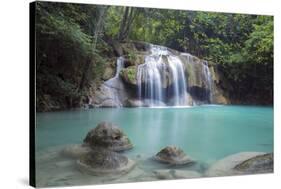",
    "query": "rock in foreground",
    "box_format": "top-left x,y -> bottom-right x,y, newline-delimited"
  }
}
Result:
153,169 -> 201,180
77,148 -> 135,175
205,152 -> 273,177
154,146 -> 194,165
61,144 -> 92,159
84,122 -> 133,151
234,153 -> 273,173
